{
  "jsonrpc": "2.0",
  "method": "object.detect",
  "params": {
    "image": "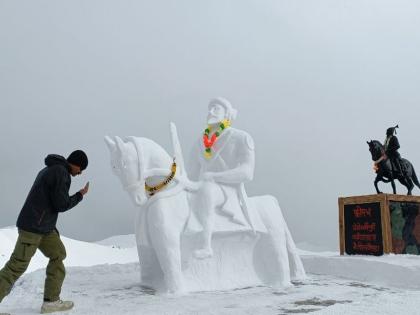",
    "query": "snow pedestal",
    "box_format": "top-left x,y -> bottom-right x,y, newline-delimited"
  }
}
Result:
339,194 -> 420,256
138,230 -> 298,292
182,232 -> 264,291
301,251 -> 420,290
